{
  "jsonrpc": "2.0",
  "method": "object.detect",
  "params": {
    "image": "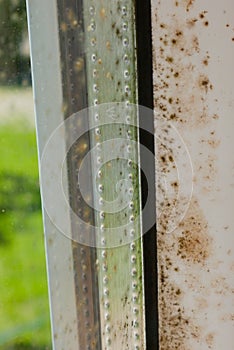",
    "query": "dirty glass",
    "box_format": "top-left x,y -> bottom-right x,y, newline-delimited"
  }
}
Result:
0,1 -> 51,349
